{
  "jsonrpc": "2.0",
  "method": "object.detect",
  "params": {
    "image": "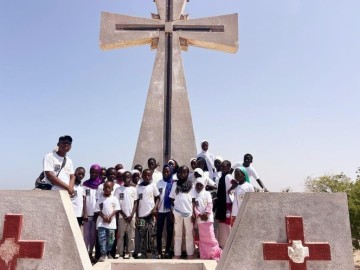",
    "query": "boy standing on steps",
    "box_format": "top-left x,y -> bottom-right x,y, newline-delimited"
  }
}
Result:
115,171 -> 138,259
95,181 -> 120,262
